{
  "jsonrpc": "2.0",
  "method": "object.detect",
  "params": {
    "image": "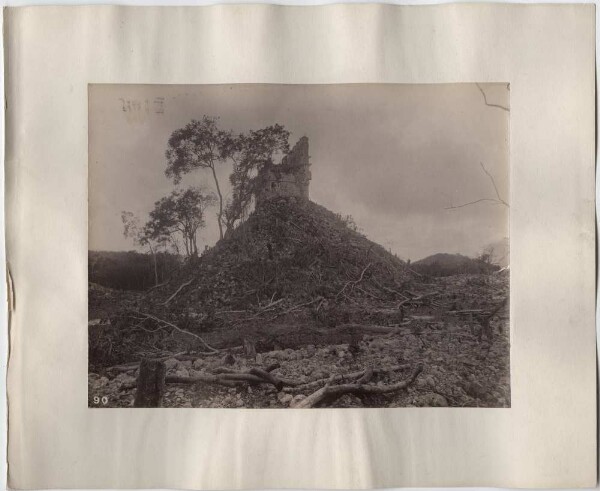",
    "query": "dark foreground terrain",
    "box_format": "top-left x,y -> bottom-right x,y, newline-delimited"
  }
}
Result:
89,272 -> 509,409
